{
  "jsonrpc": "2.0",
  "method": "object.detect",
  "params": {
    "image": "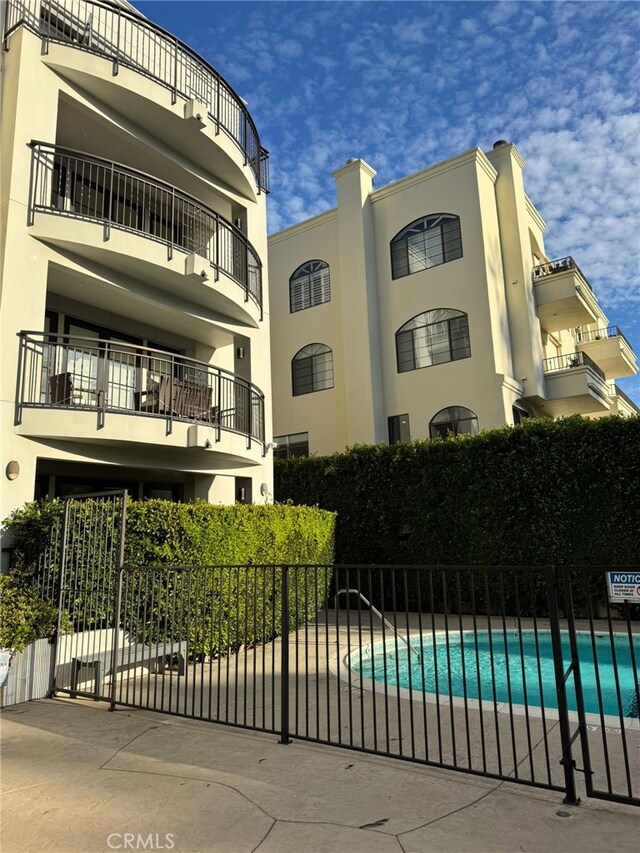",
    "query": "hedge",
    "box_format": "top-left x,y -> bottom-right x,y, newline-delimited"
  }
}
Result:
6,500 -> 336,656
274,415 -> 640,568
